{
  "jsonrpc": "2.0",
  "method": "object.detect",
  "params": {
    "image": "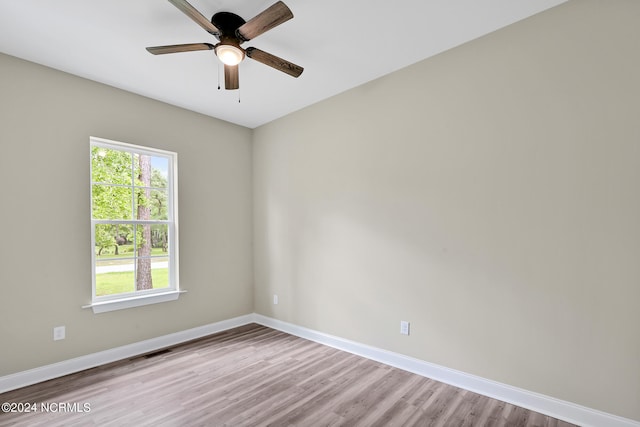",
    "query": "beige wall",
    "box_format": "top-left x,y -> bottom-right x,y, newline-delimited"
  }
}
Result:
0,53 -> 253,374
253,0 -> 640,421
